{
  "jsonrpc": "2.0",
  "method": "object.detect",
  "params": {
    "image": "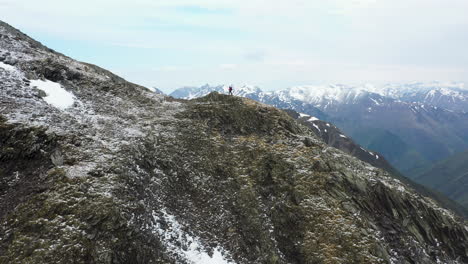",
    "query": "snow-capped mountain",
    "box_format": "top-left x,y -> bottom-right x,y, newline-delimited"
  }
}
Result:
270,82 -> 468,112
173,83 -> 382,105
276,84 -> 377,106
271,84 -> 401,116
172,82 -> 468,113
381,82 -> 468,112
